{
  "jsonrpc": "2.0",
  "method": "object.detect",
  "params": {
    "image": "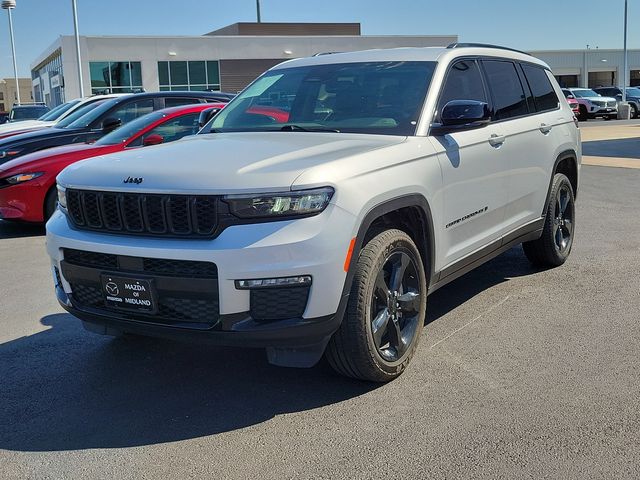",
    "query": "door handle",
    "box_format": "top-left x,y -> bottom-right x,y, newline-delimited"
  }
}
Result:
539,123 -> 553,134
488,133 -> 505,147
